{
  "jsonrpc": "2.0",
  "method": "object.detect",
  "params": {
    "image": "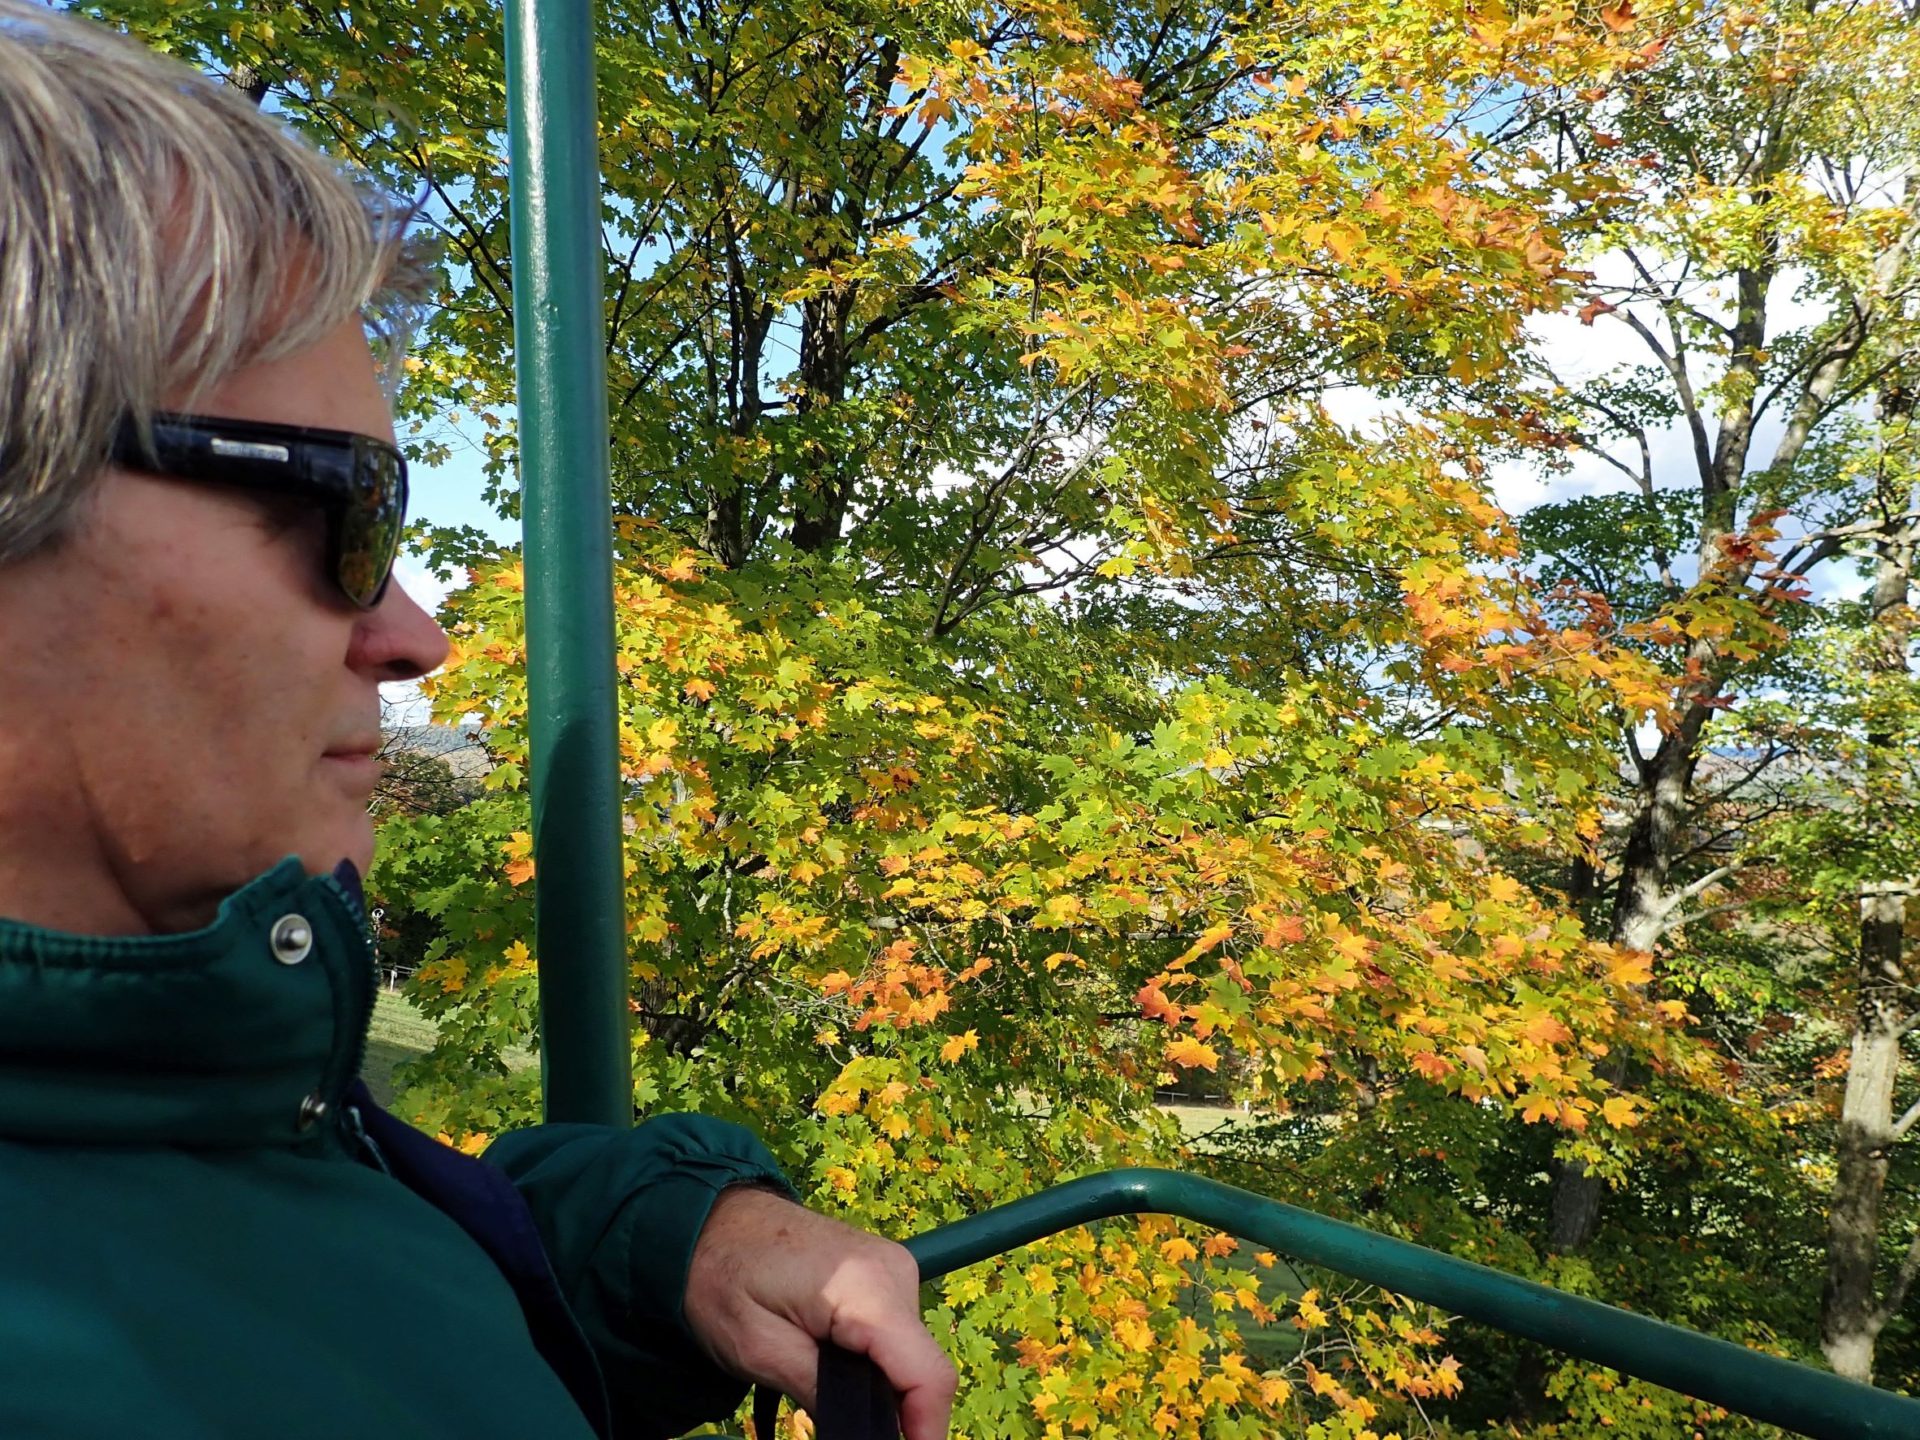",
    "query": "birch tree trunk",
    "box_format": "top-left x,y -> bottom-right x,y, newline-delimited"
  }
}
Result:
1821,467 -> 1918,1382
